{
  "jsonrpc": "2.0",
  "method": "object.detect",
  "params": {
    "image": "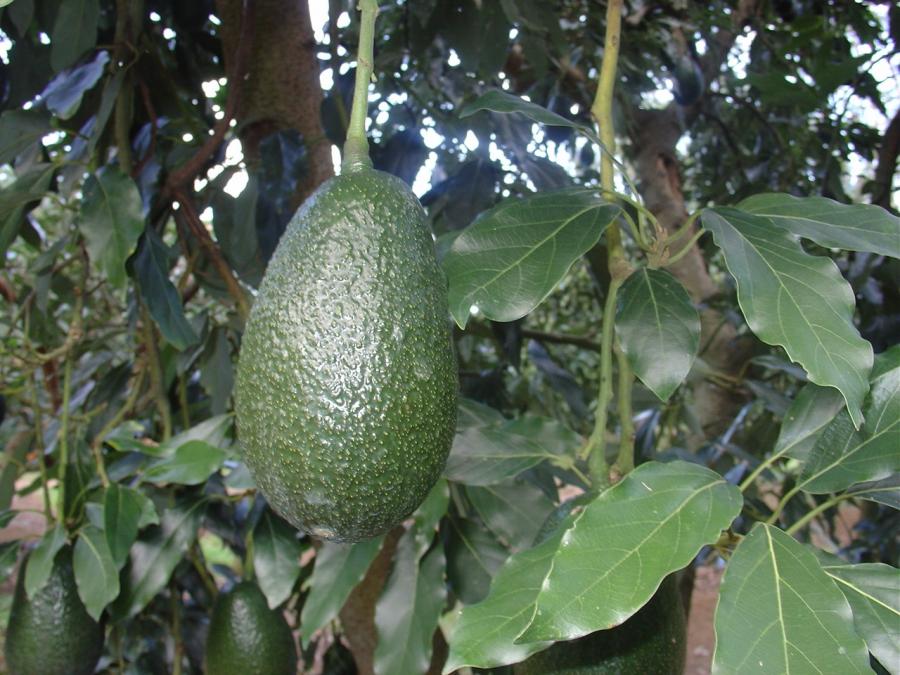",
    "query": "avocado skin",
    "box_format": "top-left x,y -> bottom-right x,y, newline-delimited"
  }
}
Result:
236,168 -> 457,543
204,581 -> 297,675
5,547 -> 104,675
513,575 -> 686,675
